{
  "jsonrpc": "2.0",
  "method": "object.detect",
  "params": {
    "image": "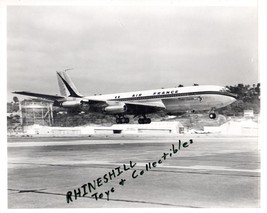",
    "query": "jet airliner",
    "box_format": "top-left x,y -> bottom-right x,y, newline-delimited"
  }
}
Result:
14,71 -> 237,124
